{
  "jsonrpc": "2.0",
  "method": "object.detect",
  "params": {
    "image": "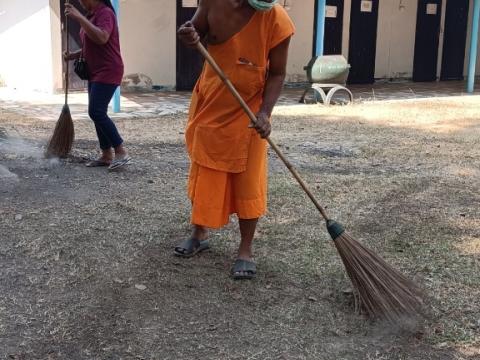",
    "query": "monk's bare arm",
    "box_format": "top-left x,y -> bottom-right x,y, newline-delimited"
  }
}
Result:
177,0 -> 209,47
252,37 -> 291,138
260,37 -> 291,117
